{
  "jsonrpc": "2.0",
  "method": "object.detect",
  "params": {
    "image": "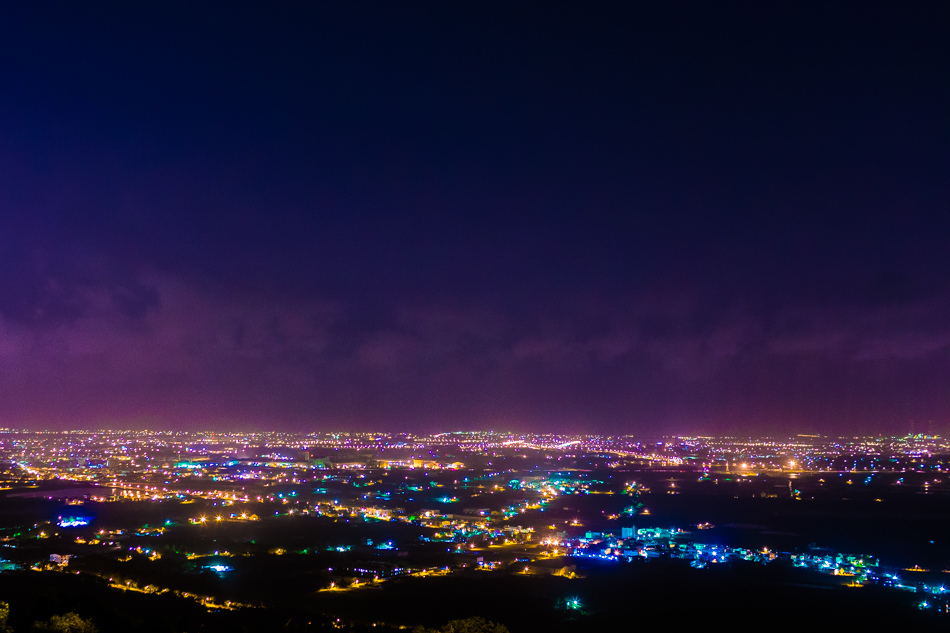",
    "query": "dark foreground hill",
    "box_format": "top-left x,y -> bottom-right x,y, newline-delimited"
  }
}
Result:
0,561 -> 942,633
